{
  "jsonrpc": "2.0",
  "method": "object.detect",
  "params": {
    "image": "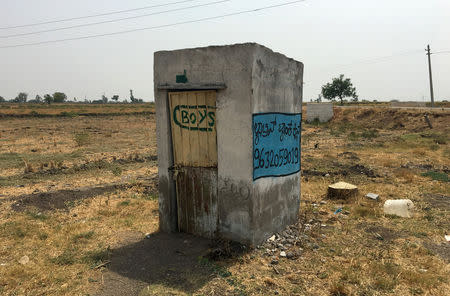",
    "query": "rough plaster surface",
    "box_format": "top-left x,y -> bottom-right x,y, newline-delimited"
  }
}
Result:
154,43 -> 303,245
306,103 -> 334,123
